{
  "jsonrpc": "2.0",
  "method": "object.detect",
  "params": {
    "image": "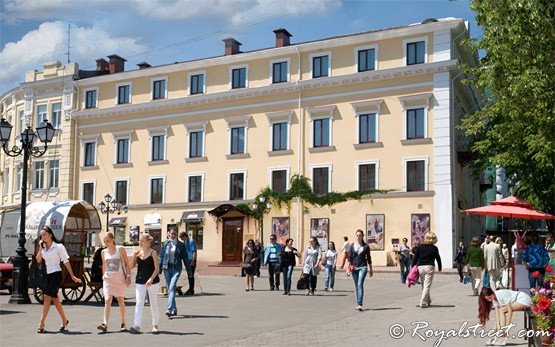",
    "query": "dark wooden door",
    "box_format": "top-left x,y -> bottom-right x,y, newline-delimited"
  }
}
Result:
222,218 -> 243,262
